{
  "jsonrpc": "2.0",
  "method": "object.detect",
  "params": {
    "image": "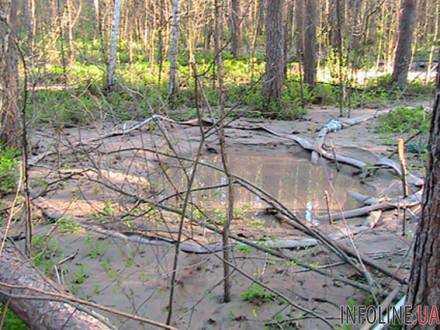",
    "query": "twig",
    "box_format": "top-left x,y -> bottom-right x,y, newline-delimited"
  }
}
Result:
397,138 -> 409,236
324,190 -> 333,225
0,299 -> 10,329
0,165 -> 23,257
